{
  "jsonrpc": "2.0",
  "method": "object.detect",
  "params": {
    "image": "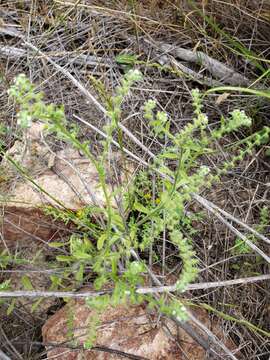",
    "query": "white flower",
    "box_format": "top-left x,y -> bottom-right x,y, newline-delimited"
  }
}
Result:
17,111 -> 32,129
